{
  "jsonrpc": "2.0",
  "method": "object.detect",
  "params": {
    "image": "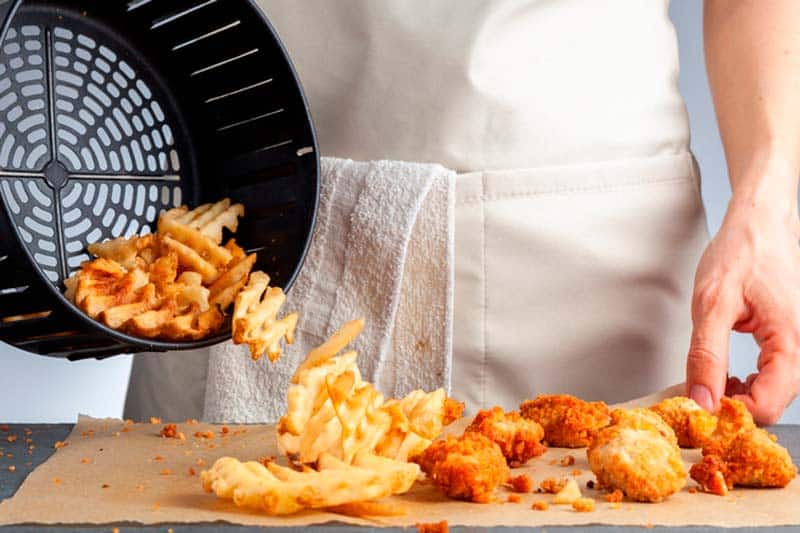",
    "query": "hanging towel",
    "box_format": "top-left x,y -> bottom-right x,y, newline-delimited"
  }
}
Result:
202,157 -> 456,423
